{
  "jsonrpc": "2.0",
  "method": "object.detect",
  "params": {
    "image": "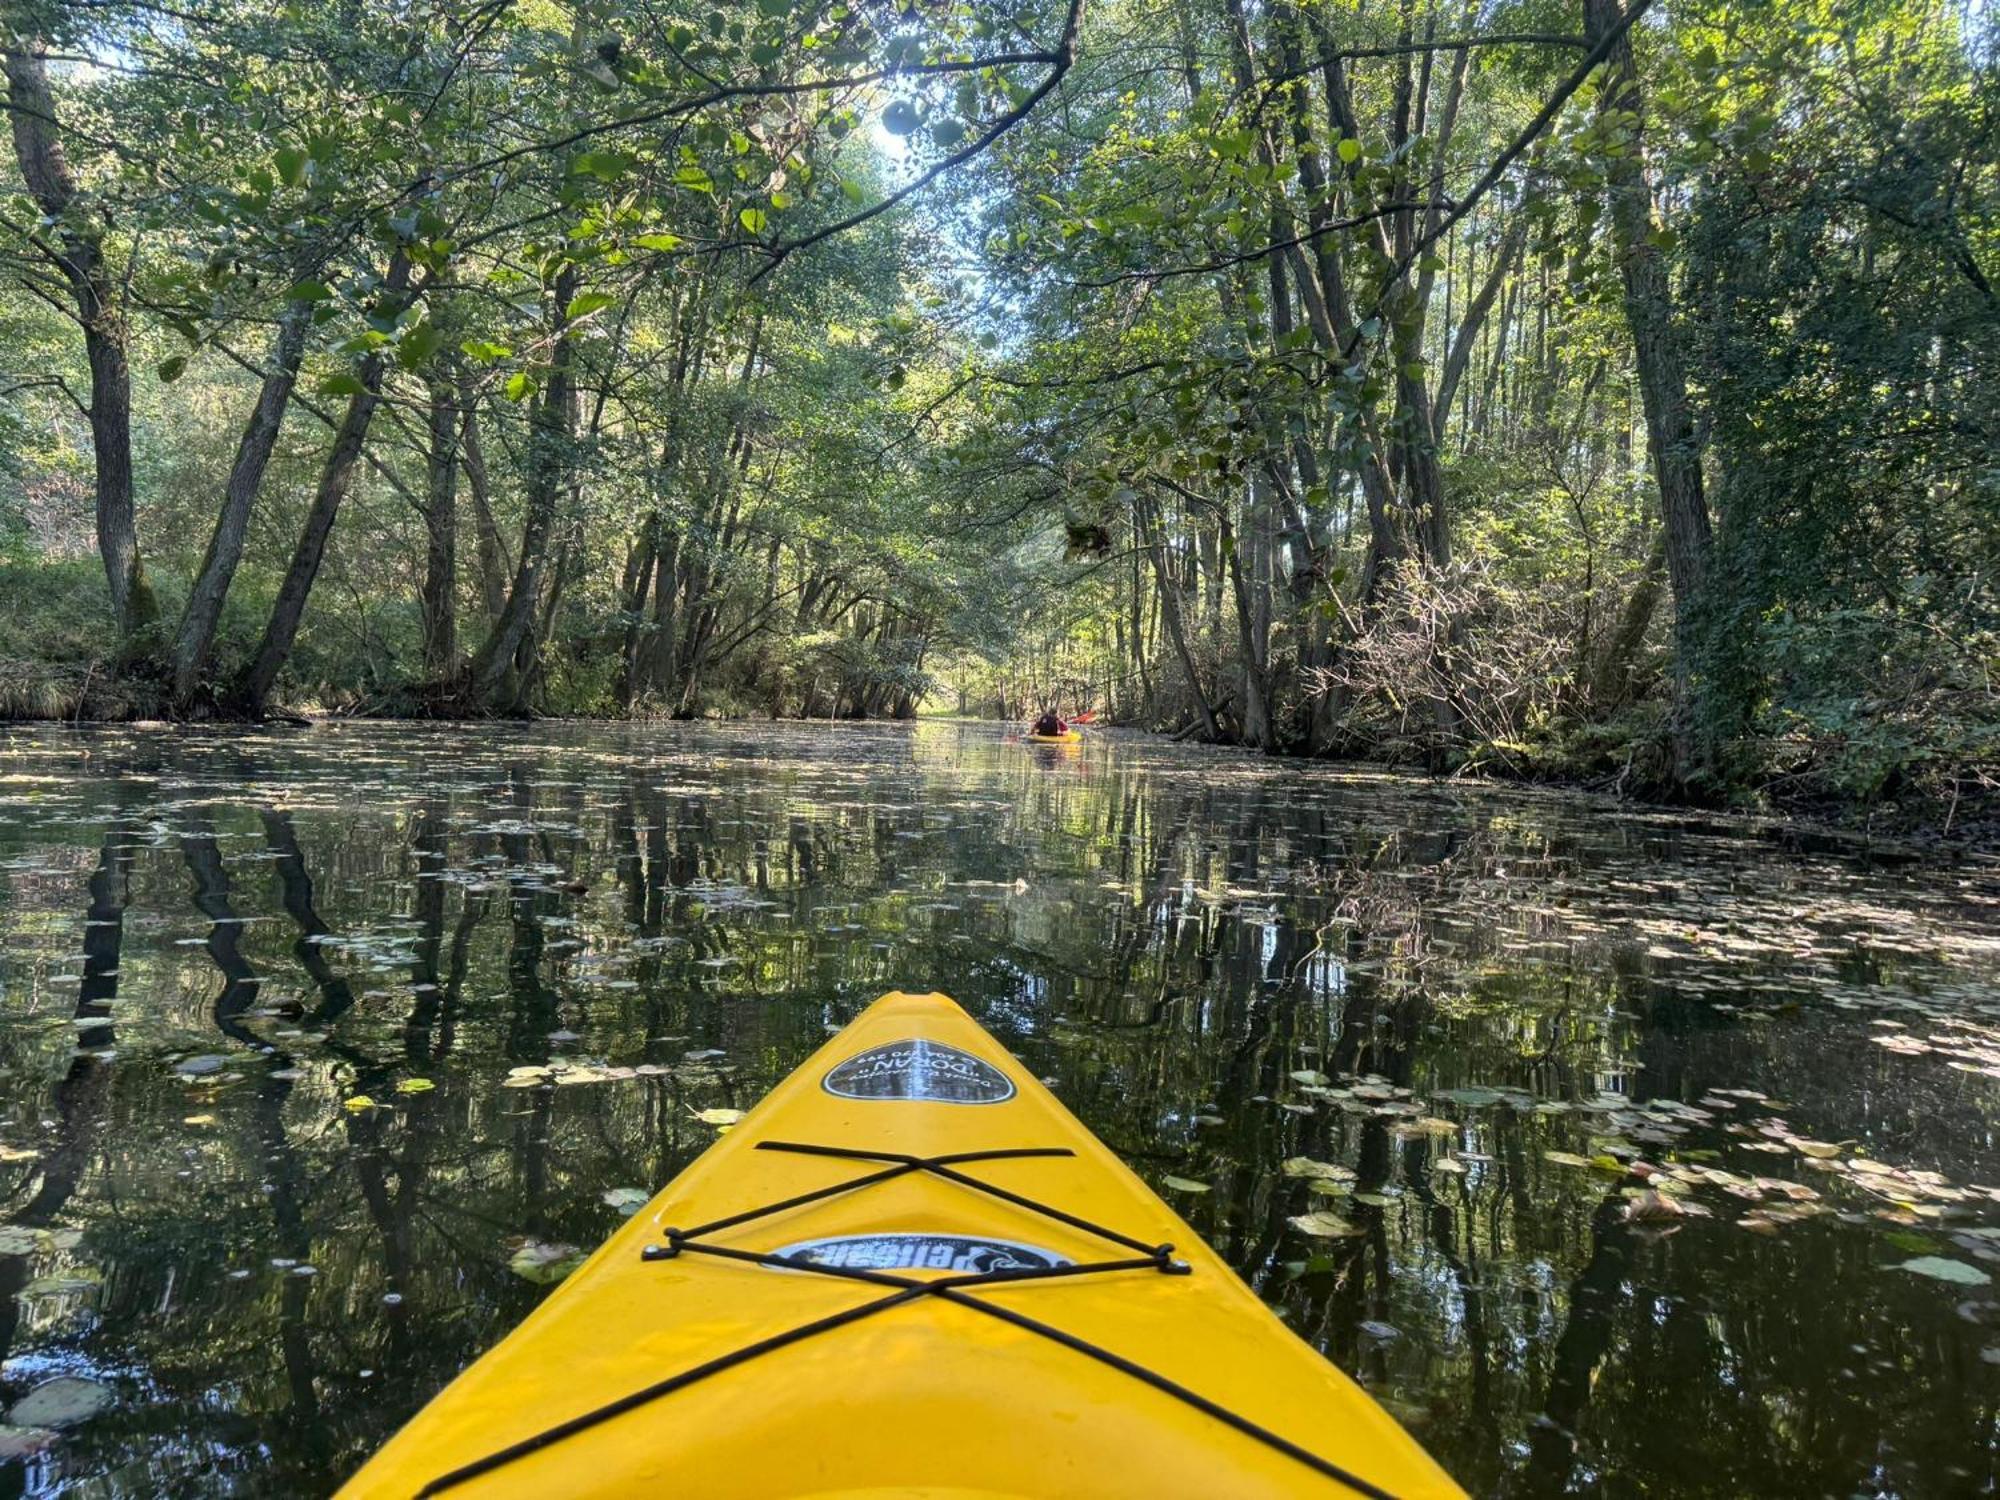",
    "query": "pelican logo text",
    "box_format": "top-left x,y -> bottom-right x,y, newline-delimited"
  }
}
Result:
771,1234 -> 1067,1274
821,1038 -> 1016,1104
